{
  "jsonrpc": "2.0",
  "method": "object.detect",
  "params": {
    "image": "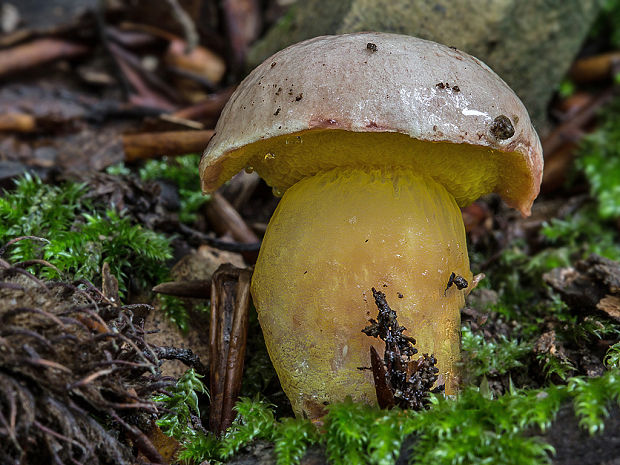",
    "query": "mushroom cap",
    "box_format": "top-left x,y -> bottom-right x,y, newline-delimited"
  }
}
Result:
200,32 -> 543,215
